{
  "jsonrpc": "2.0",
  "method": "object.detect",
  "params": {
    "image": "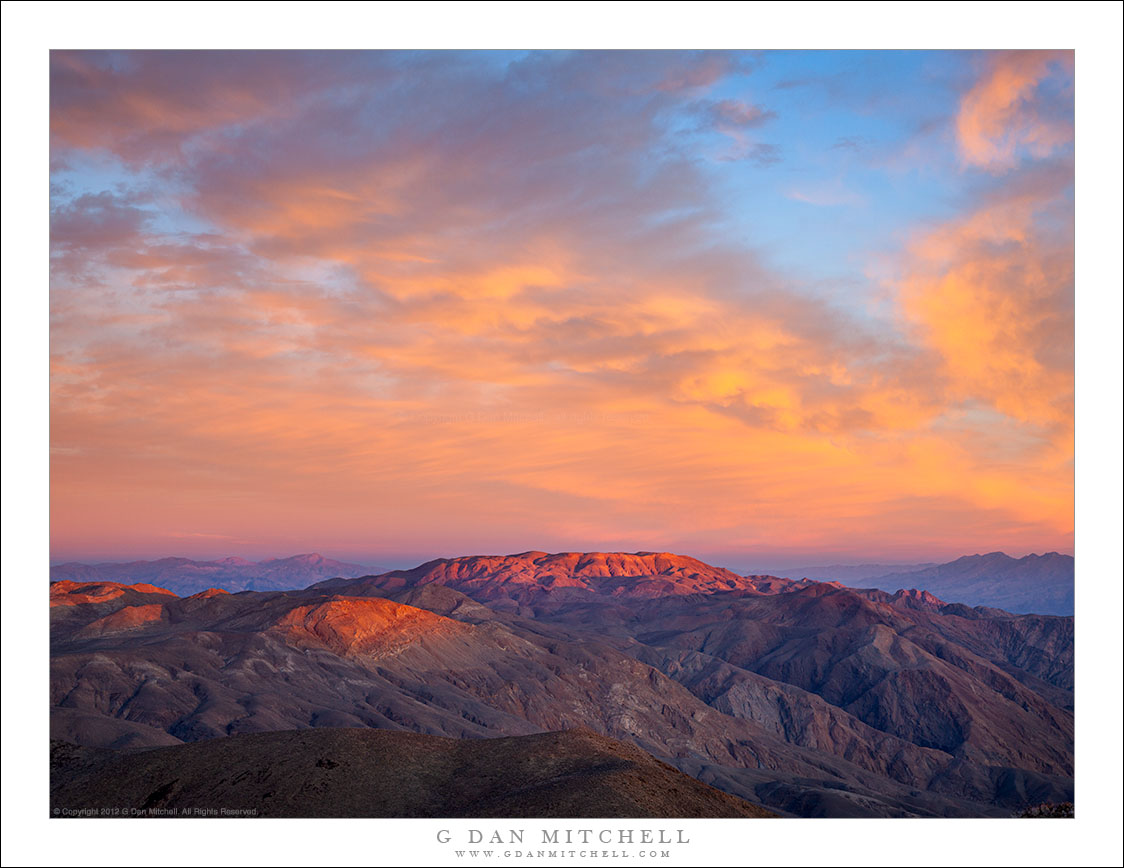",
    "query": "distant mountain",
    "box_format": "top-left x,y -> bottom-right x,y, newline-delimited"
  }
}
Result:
49,553 -> 374,596
51,728 -> 774,818
766,563 -> 938,583
843,552 -> 1074,616
50,550 -> 1073,817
